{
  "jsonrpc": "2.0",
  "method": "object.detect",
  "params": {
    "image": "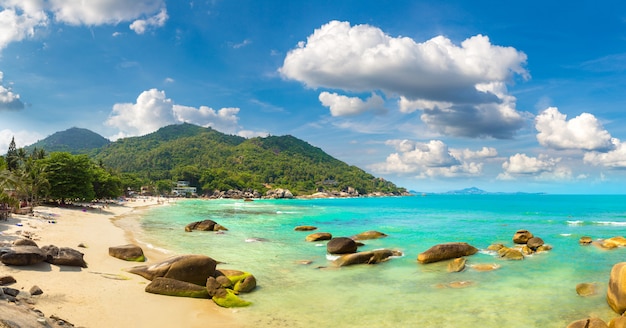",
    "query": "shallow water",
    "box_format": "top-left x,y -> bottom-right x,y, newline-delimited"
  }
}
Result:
123,195 -> 626,327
